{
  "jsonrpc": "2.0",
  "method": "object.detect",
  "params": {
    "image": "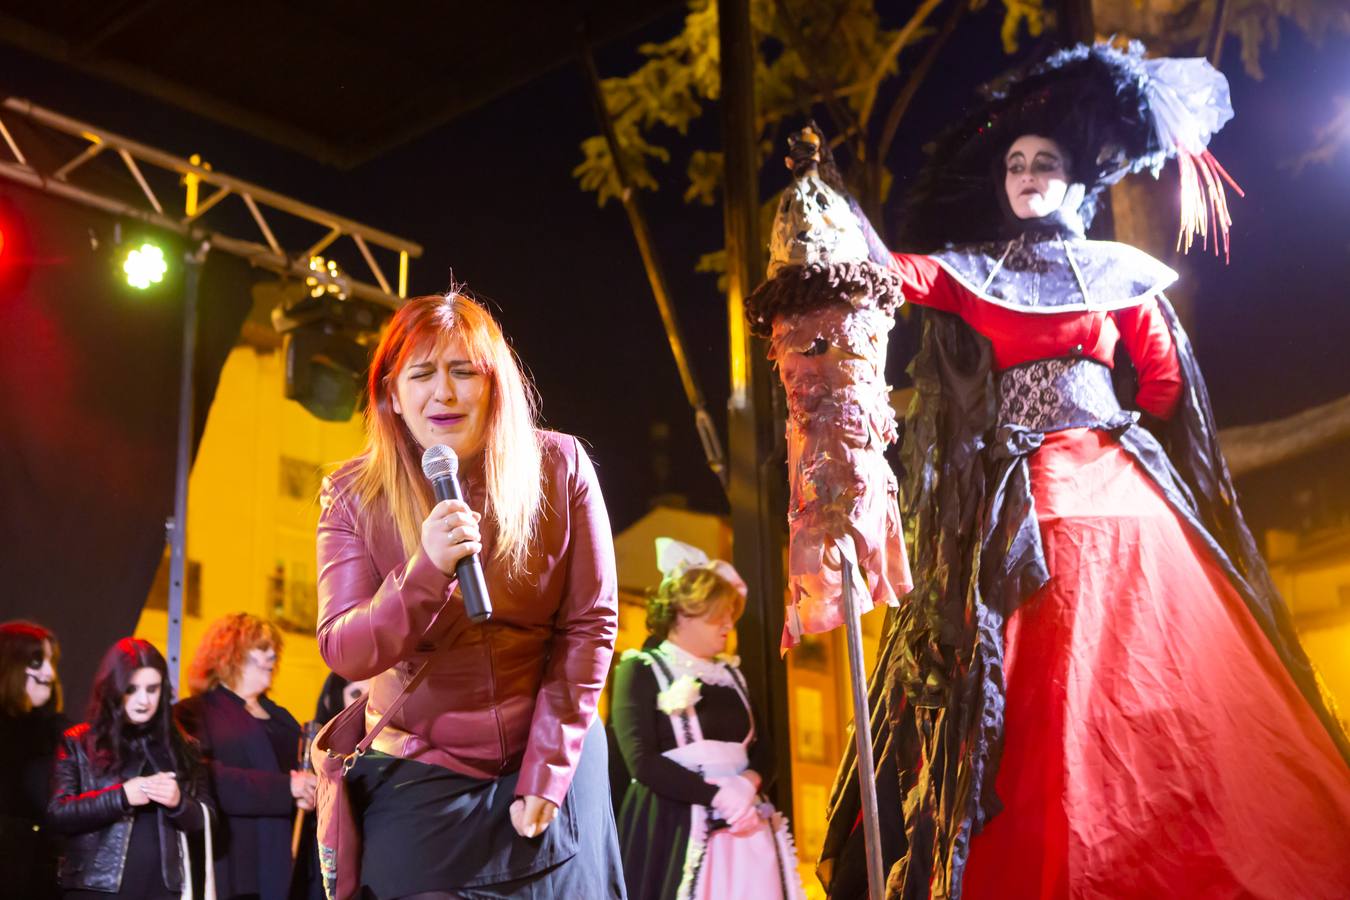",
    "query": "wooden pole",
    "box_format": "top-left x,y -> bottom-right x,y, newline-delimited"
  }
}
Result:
842,550 -> 885,898
718,0 -> 793,816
